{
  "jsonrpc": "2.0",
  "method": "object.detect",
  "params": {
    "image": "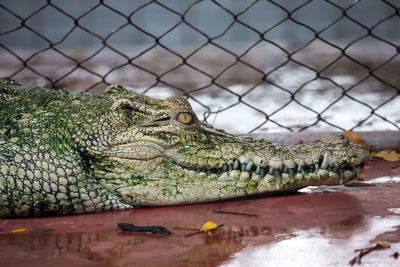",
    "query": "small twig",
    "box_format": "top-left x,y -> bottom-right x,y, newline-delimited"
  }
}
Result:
184,224 -> 224,237
173,226 -> 198,231
213,209 -> 259,217
349,242 -> 391,265
184,230 -> 205,237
